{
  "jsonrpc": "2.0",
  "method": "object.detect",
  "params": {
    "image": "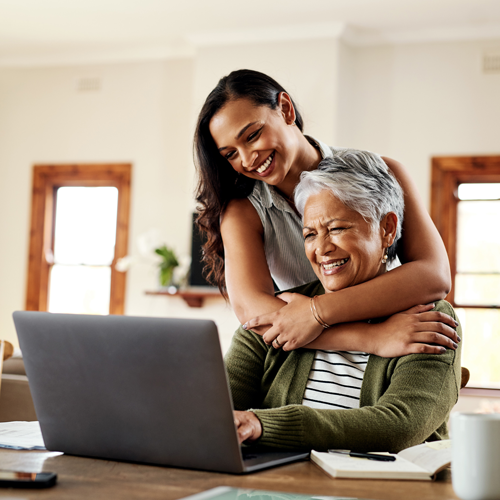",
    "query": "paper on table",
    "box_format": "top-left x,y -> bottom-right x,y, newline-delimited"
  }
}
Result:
0,421 -> 46,450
